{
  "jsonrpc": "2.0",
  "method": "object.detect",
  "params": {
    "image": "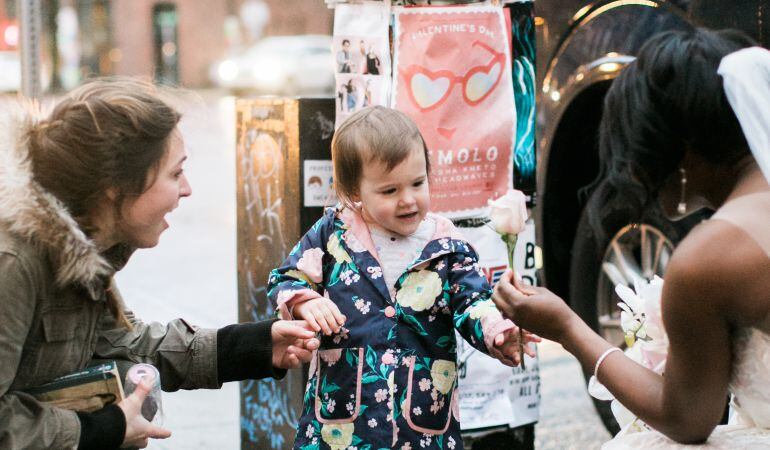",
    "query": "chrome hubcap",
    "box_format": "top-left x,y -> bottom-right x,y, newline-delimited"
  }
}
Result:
596,223 -> 674,347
